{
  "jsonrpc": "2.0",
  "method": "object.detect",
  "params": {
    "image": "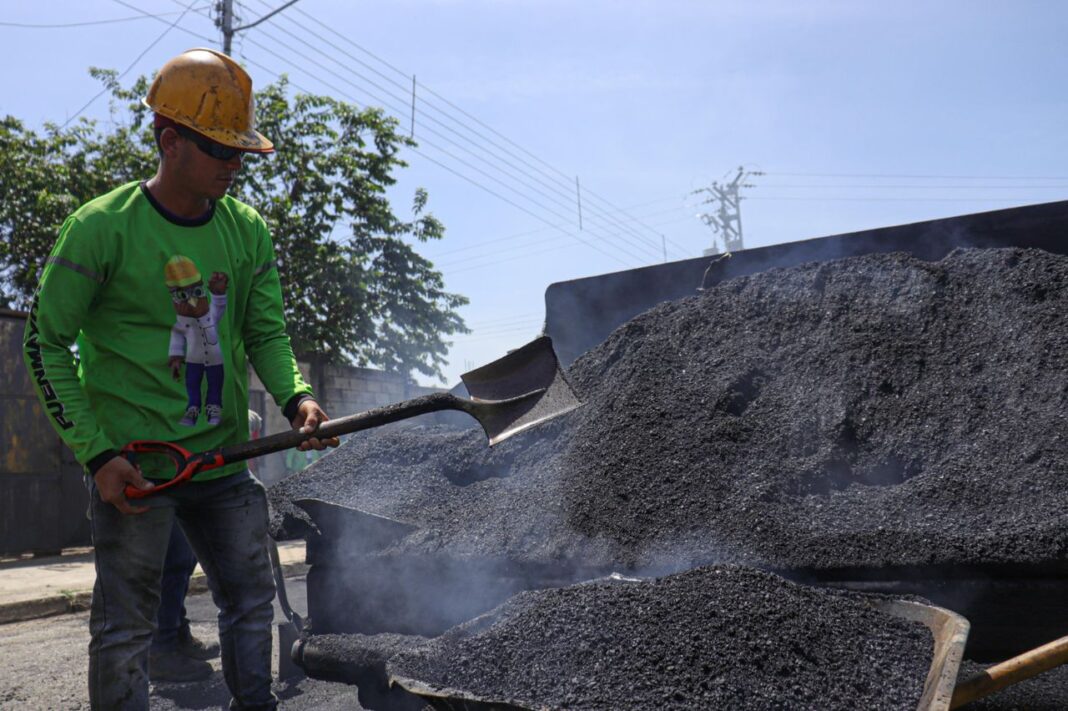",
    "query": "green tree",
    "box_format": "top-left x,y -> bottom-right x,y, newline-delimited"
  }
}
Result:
0,70 -> 467,382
